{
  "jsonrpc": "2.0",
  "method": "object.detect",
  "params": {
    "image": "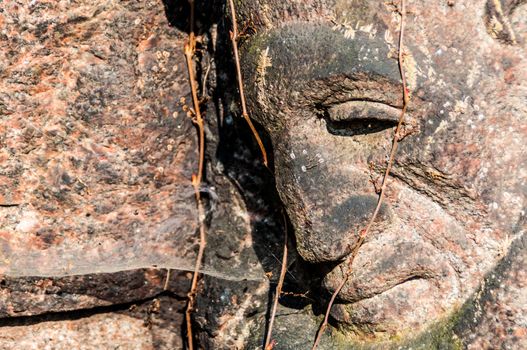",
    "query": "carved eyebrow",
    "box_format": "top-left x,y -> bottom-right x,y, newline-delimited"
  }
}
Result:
245,23 -> 401,90
303,74 -> 404,109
